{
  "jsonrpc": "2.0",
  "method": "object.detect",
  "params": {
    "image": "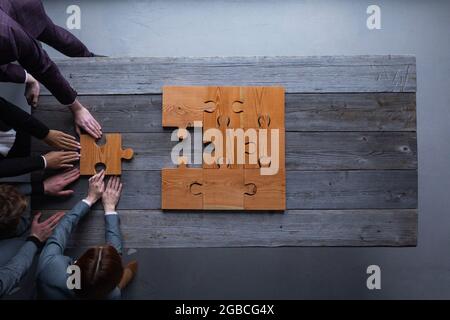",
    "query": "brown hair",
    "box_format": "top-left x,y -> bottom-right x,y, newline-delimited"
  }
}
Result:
74,245 -> 124,299
0,185 -> 27,238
